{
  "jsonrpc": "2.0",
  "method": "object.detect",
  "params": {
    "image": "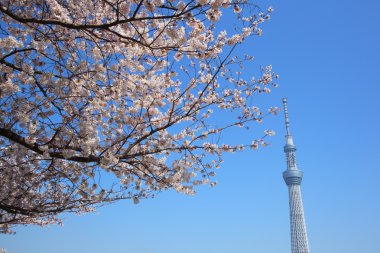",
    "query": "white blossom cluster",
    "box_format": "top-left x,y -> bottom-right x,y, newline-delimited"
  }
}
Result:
0,0 -> 278,232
